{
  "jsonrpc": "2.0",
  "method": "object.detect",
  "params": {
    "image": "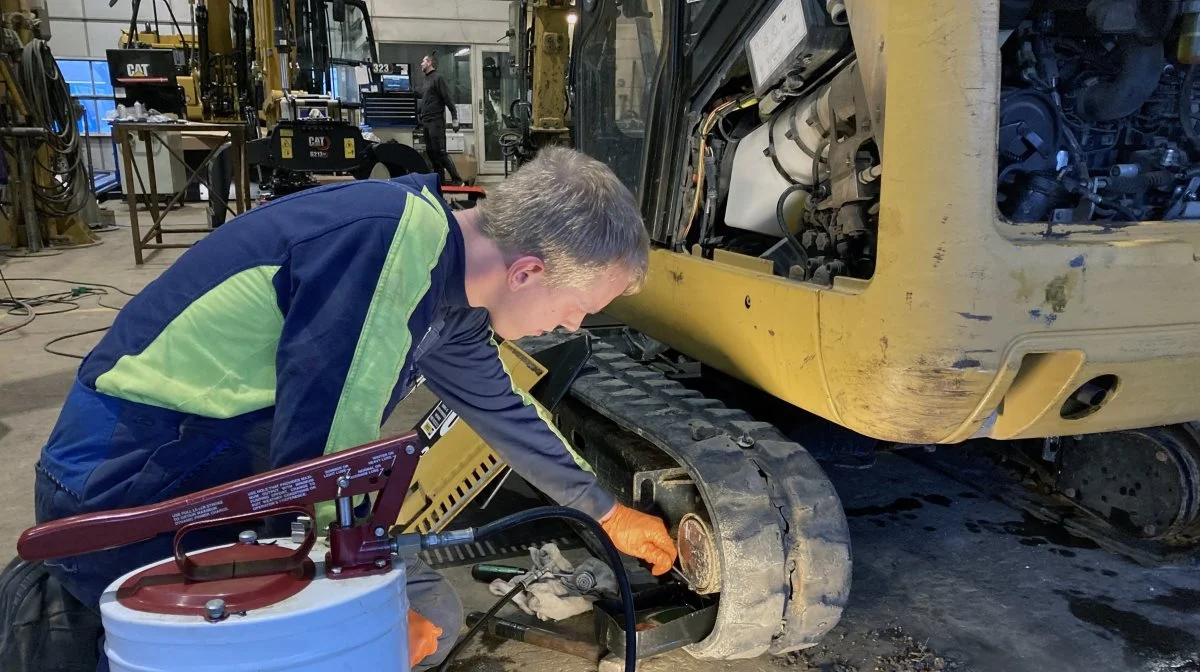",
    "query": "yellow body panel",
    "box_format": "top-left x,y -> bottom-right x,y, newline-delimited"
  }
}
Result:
397,341 -> 547,533
608,0 -> 1200,444
530,0 -> 571,134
